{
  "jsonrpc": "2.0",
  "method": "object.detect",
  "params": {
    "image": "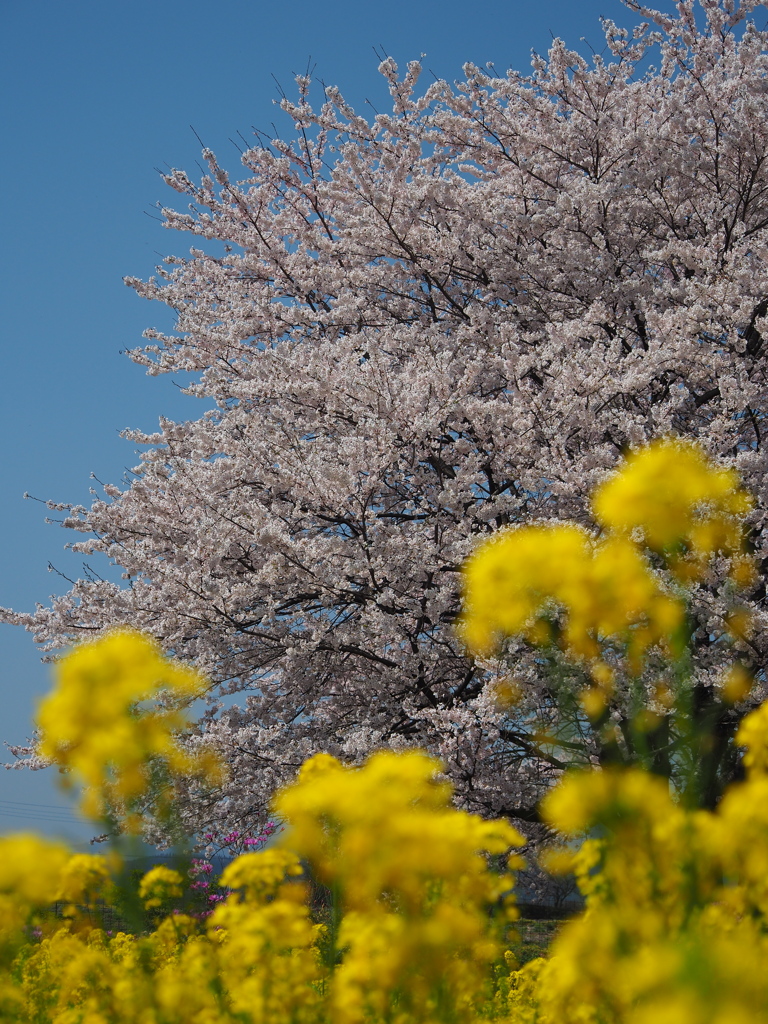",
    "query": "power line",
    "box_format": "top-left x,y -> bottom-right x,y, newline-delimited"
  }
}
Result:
0,798 -> 75,811
0,800 -> 84,825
